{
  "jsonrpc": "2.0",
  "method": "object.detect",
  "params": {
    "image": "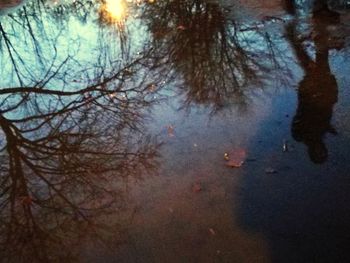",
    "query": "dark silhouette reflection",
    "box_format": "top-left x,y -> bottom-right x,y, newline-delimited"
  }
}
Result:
141,0 -> 278,111
237,4 -> 350,263
287,4 -> 341,163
